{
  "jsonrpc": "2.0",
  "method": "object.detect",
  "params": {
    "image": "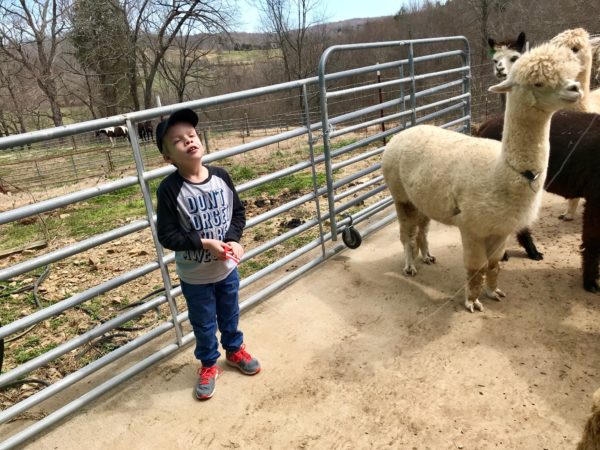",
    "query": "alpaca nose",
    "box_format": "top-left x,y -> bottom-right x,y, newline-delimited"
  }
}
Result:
567,82 -> 581,92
